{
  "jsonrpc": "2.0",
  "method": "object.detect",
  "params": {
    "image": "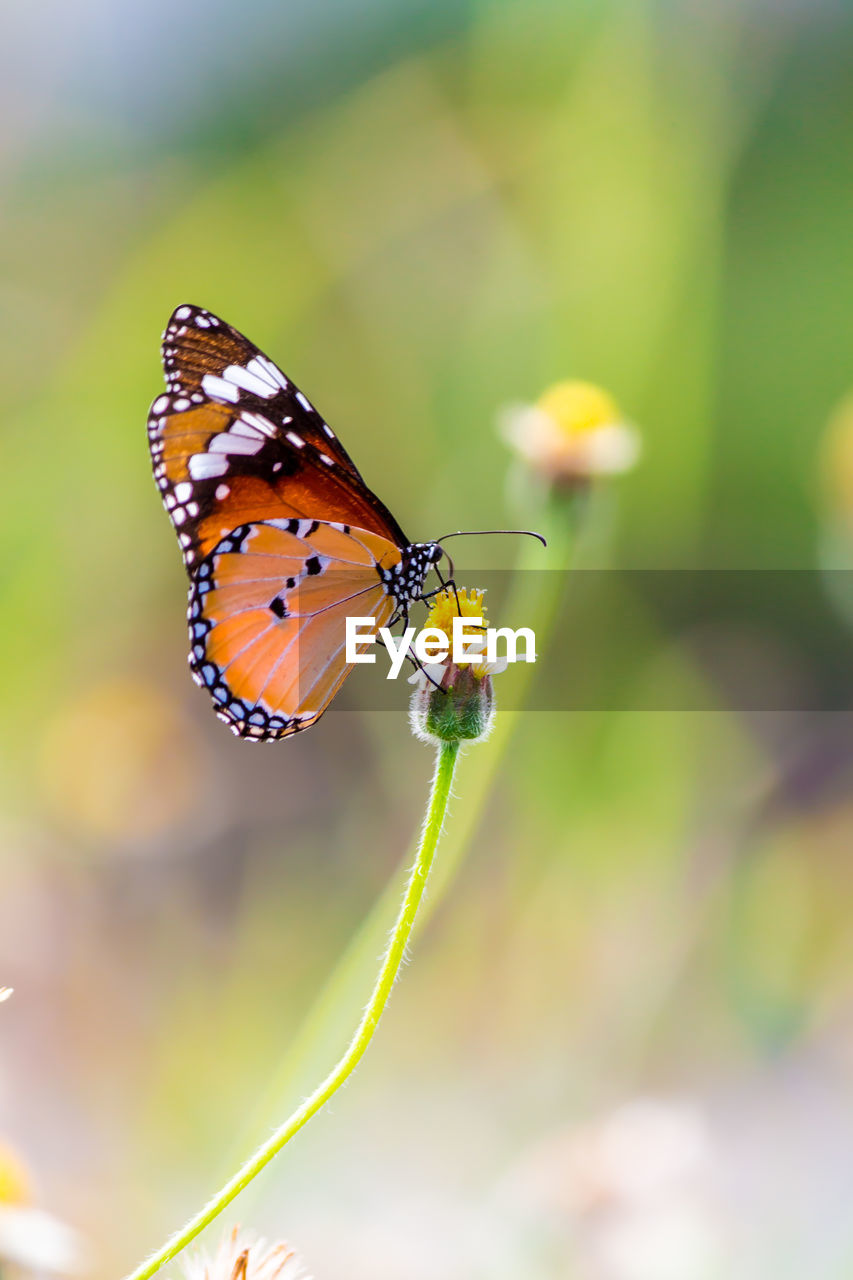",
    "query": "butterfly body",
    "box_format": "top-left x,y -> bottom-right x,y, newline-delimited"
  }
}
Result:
148,305 -> 443,741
